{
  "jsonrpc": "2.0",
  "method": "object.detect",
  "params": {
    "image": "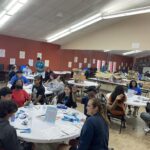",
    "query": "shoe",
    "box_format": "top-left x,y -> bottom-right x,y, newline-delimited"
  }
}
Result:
144,127 -> 150,132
